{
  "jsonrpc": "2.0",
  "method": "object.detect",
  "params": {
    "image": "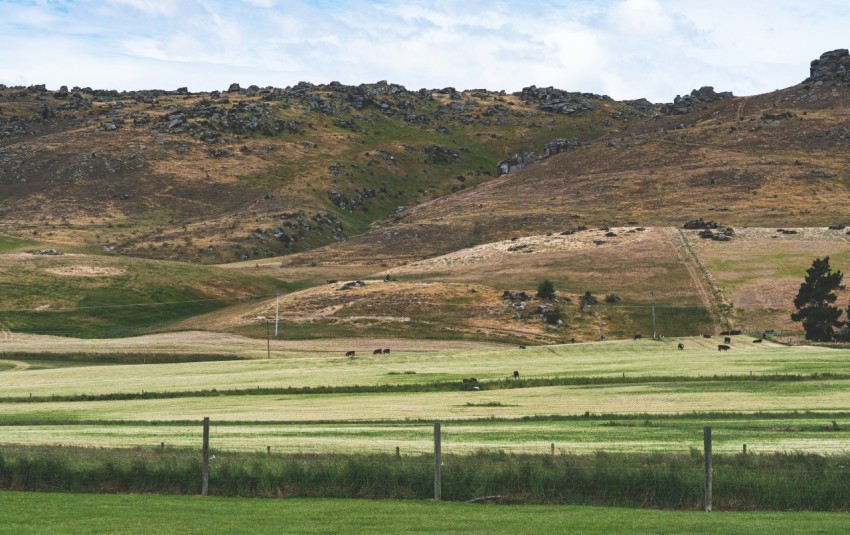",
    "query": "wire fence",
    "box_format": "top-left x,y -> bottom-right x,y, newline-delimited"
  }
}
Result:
2,420 -> 850,510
